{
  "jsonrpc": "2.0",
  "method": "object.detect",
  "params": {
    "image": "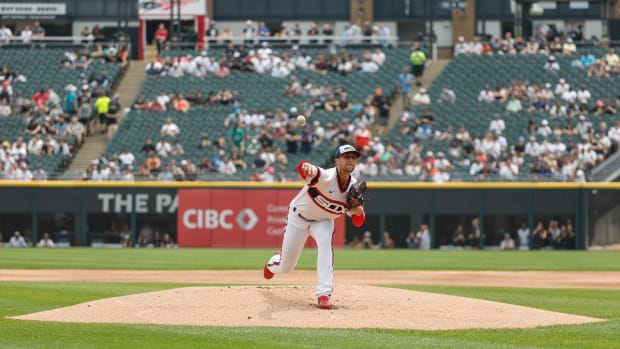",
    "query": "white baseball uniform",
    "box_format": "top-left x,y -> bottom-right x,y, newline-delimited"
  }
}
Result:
266,160 -> 365,297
